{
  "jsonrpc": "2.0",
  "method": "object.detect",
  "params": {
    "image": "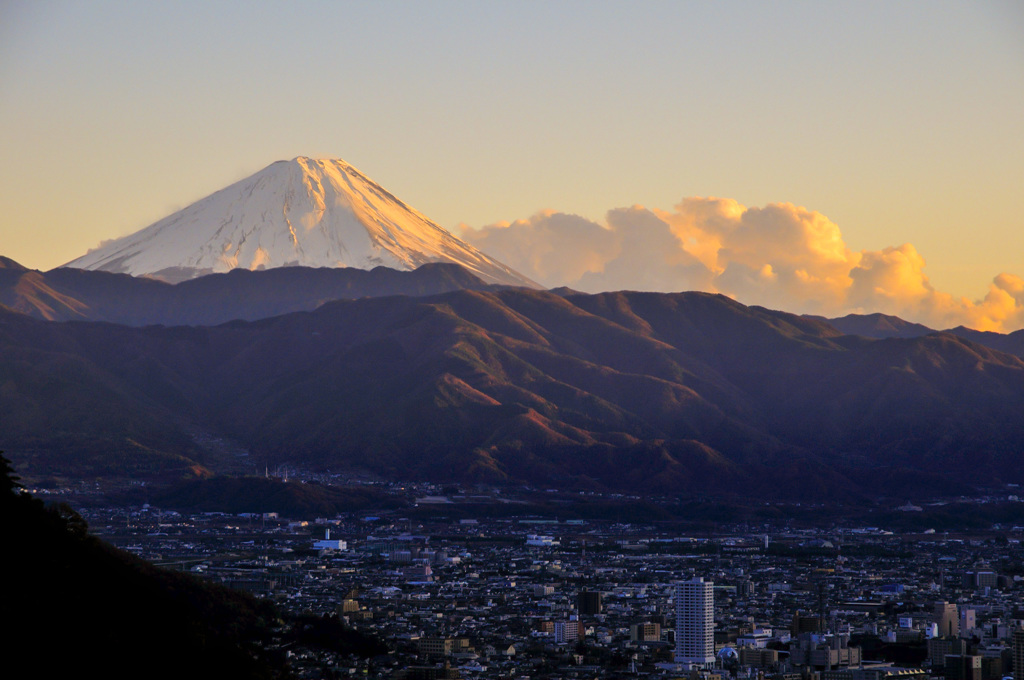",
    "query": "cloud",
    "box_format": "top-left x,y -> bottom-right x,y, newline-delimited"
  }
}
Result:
959,274 -> 1024,332
459,211 -> 618,288
846,246 -> 1024,332
460,207 -> 715,293
577,206 -> 714,293
661,199 -> 858,313
460,198 -> 1024,332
